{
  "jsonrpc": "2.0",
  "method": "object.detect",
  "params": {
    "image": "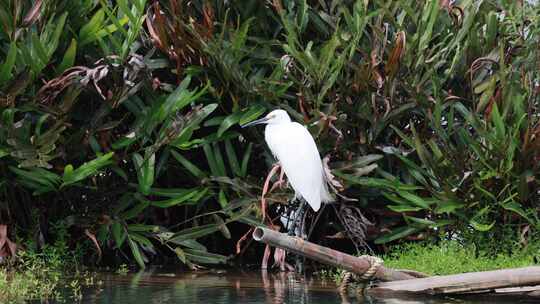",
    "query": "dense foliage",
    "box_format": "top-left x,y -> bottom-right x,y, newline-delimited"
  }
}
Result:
1,0 -> 539,268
